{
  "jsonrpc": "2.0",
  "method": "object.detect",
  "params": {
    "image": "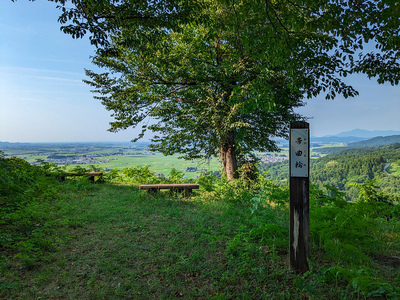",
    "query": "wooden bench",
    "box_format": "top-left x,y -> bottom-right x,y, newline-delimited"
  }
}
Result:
59,172 -> 103,183
139,184 -> 200,197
